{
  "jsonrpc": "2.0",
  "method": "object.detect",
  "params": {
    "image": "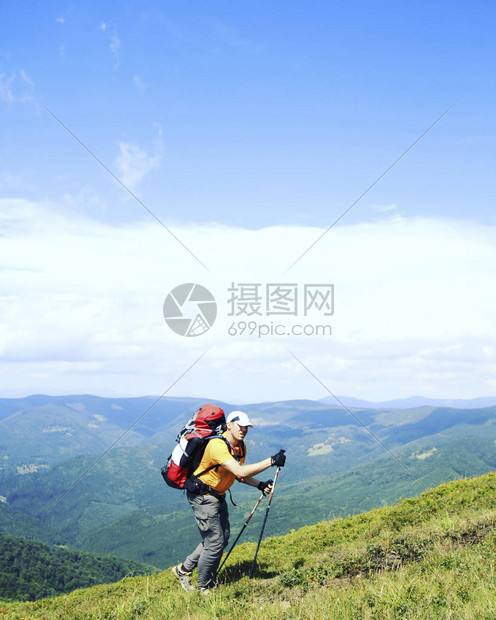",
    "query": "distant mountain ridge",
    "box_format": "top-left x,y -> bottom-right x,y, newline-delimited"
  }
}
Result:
321,395 -> 496,409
